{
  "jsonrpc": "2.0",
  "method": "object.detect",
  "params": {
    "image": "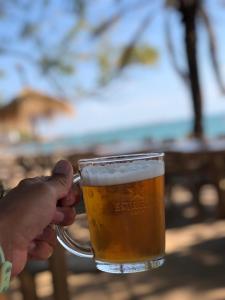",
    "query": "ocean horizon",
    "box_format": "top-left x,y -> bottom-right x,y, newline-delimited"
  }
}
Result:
3,113 -> 225,156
